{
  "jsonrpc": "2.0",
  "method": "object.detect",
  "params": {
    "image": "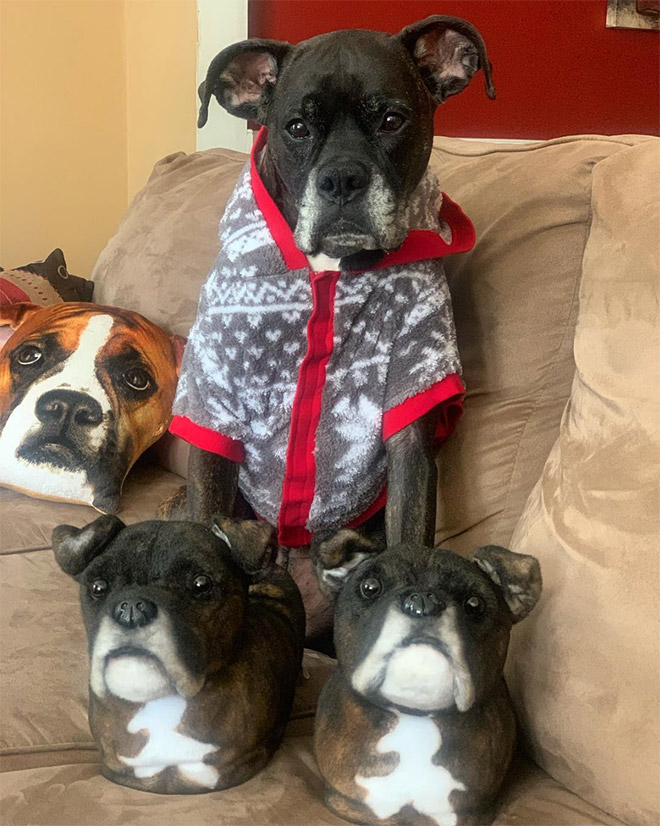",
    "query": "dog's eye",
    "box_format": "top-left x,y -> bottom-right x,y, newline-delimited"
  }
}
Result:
122,368 -> 151,392
192,574 -> 214,597
91,579 -> 109,599
464,595 -> 486,618
379,112 -> 406,134
15,344 -> 43,366
360,576 -> 383,599
286,119 -> 310,139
